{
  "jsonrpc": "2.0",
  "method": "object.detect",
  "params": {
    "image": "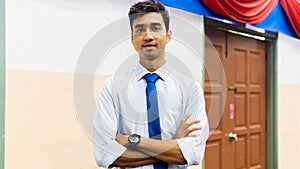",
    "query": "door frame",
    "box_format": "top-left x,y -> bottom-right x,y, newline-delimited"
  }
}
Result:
0,0 -> 5,168
204,17 -> 278,169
